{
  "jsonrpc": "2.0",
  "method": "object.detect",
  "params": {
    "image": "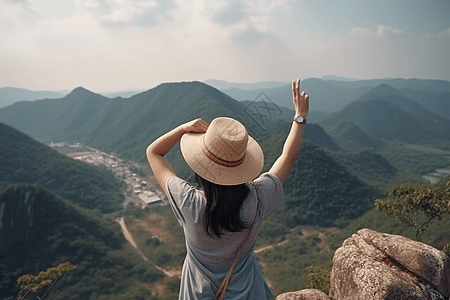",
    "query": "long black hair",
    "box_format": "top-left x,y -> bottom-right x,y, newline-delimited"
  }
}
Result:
195,173 -> 250,238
